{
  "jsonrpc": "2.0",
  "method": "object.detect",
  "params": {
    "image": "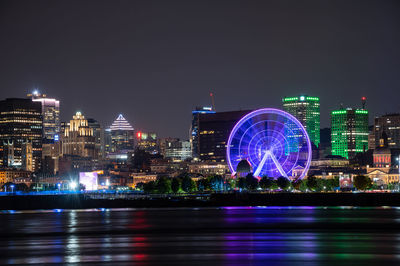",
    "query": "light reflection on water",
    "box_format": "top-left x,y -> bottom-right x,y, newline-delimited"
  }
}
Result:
0,207 -> 399,264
